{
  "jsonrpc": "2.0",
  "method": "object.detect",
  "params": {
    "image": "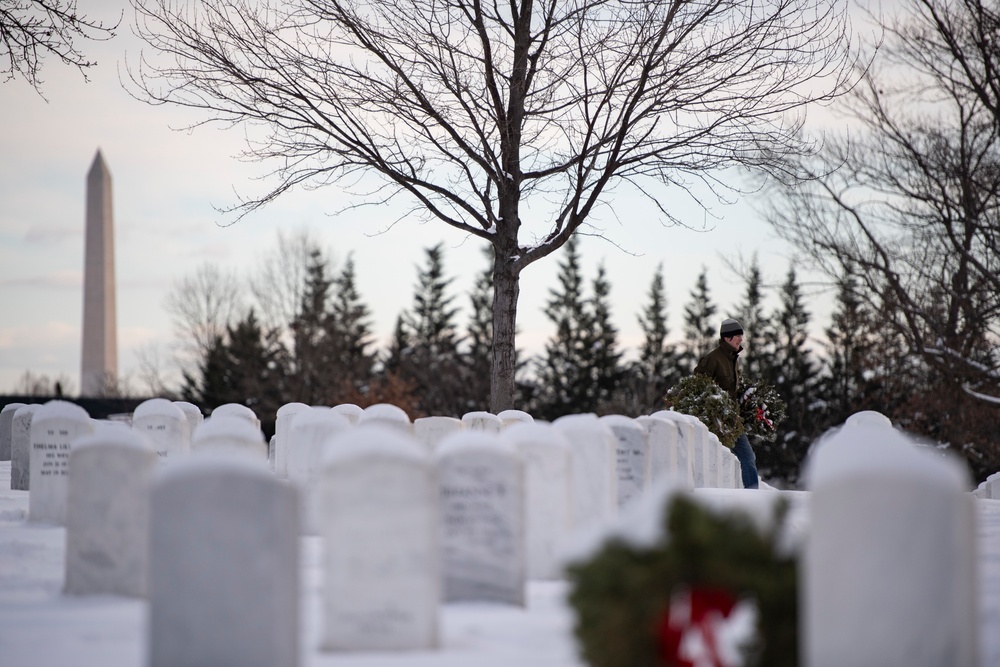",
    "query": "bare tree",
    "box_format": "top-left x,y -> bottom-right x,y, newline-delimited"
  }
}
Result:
130,0 -> 860,411
1,0 -> 119,94
764,0 -> 1000,396
249,228 -> 328,335
165,262 -> 245,365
